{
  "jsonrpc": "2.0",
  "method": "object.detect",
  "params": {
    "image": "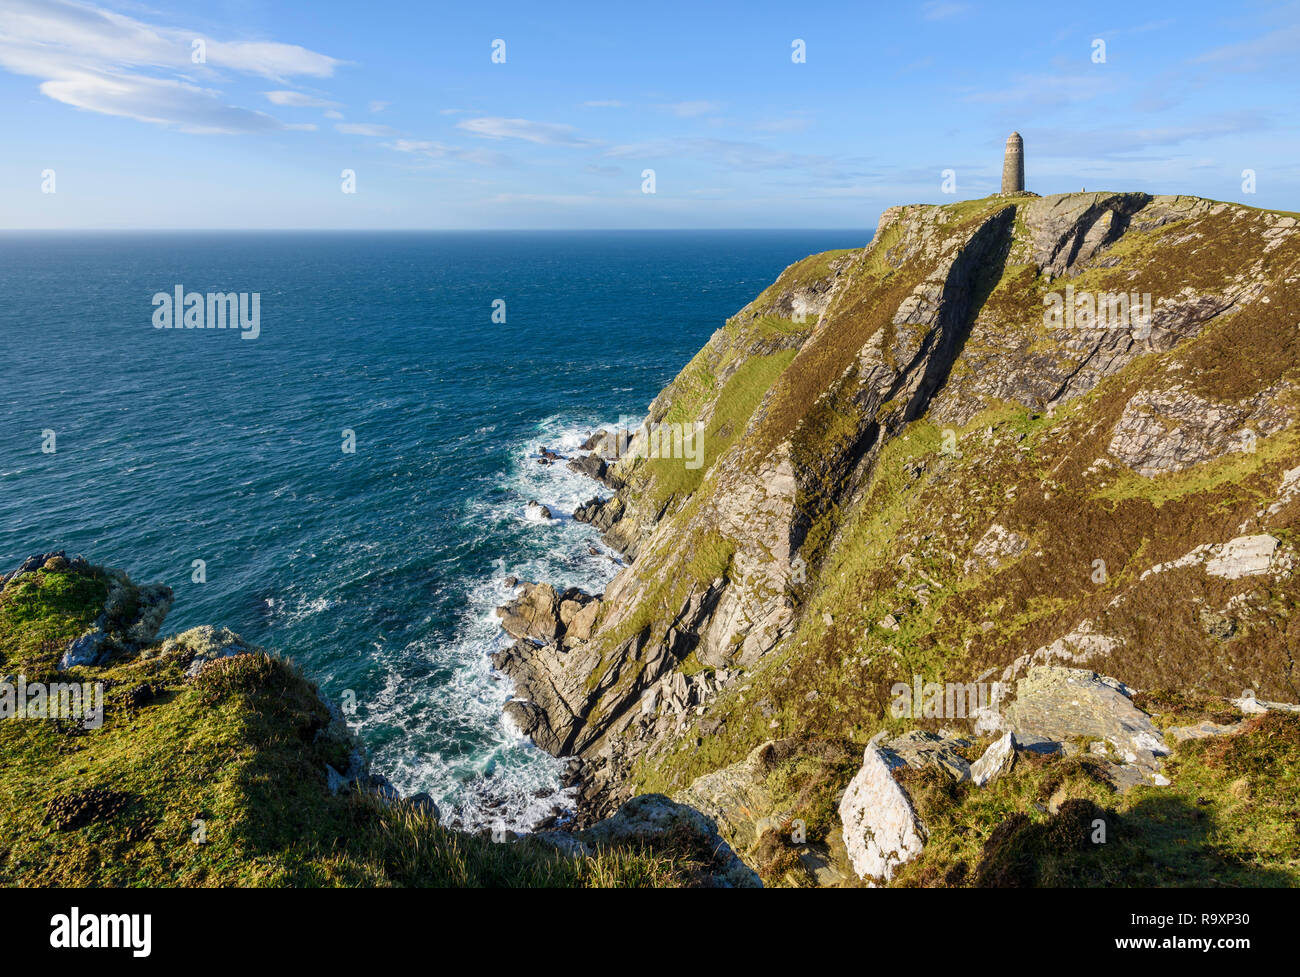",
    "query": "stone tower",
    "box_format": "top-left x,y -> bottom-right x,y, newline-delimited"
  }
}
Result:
1001,131 -> 1024,194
